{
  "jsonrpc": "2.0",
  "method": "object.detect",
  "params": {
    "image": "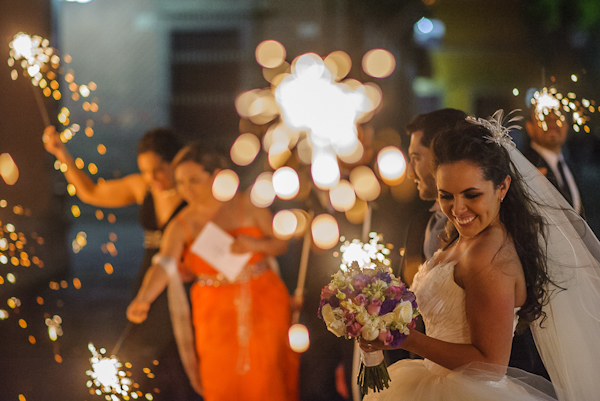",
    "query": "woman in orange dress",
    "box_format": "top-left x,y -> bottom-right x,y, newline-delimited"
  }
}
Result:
127,142 -> 299,401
